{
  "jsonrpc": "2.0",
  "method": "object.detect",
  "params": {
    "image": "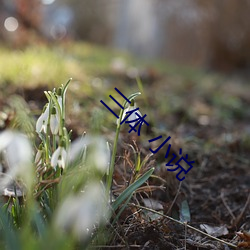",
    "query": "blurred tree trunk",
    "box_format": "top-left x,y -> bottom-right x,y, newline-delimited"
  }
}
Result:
204,0 -> 250,71
161,0 -> 250,71
16,0 -> 41,31
66,0 -> 113,44
15,0 -> 42,45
